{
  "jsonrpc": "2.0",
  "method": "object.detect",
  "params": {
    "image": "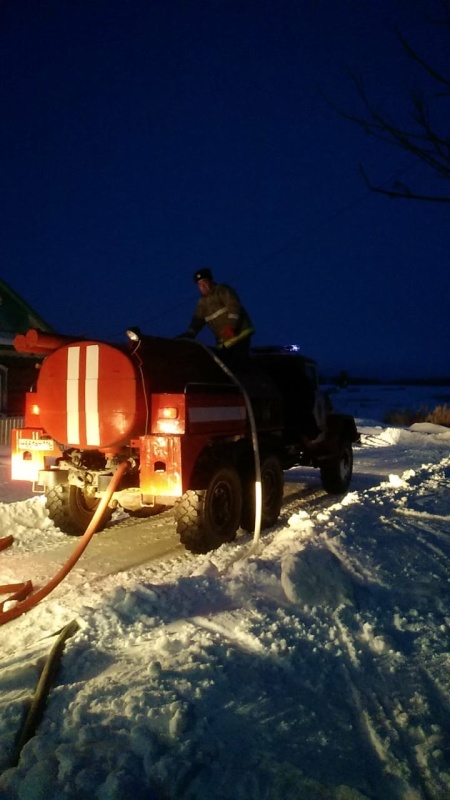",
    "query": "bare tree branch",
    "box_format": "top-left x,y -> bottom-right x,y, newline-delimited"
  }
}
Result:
325,13 -> 450,203
397,29 -> 450,89
359,164 -> 450,202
